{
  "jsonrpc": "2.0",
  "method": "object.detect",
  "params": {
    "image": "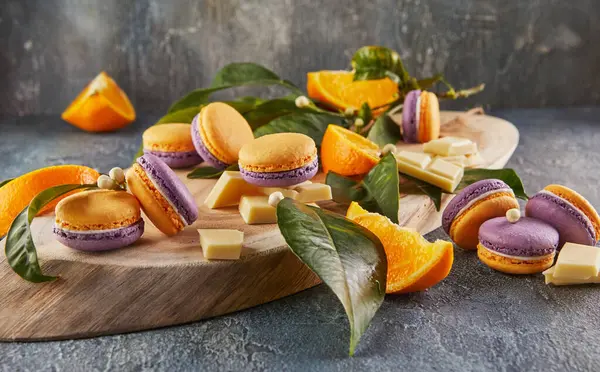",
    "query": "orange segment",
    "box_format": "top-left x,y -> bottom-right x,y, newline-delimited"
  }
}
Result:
0,165 -> 100,237
307,71 -> 398,113
321,125 -> 380,176
347,203 -> 453,294
62,72 -> 136,132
